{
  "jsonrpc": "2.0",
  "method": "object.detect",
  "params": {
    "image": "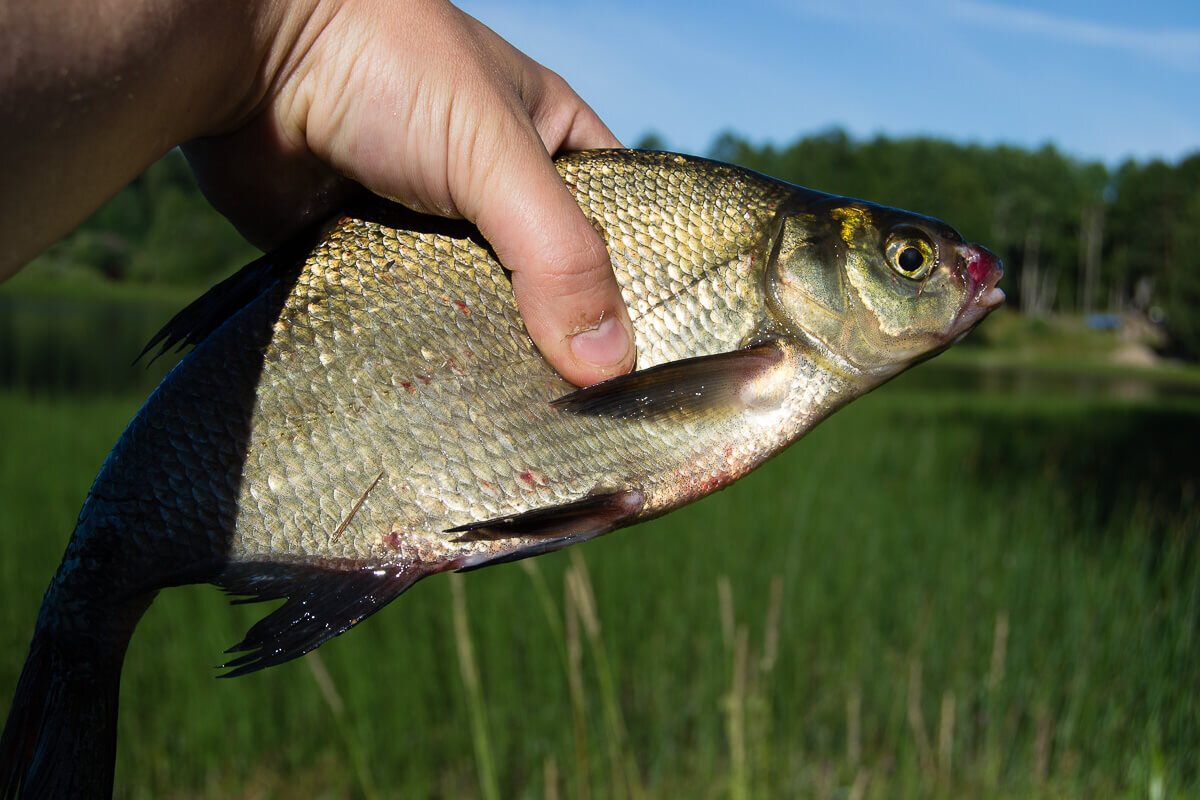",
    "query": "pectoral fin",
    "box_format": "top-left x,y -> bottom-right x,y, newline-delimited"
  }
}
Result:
447,489 -> 645,571
550,339 -> 786,420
